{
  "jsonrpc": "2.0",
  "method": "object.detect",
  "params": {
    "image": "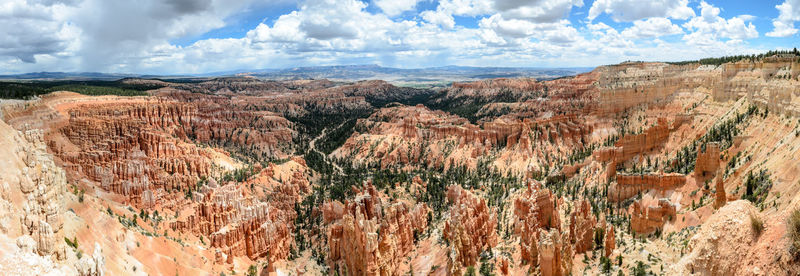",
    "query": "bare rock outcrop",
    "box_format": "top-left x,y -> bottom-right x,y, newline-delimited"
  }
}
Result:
604,225 -> 616,257
171,182 -> 295,261
75,243 -> 105,276
630,197 -> 676,234
568,200 -> 596,254
674,200 -> 771,275
610,173 -> 686,202
170,160 -> 310,263
443,185 -> 498,275
14,128 -> 68,260
695,142 -> 721,183
712,58 -> 800,117
595,117 -> 688,170
715,172 -> 727,209
333,104 -> 593,175
537,228 -> 573,276
512,182 -> 579,275
323,184 -> 429,276
49,100 -> 295,208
